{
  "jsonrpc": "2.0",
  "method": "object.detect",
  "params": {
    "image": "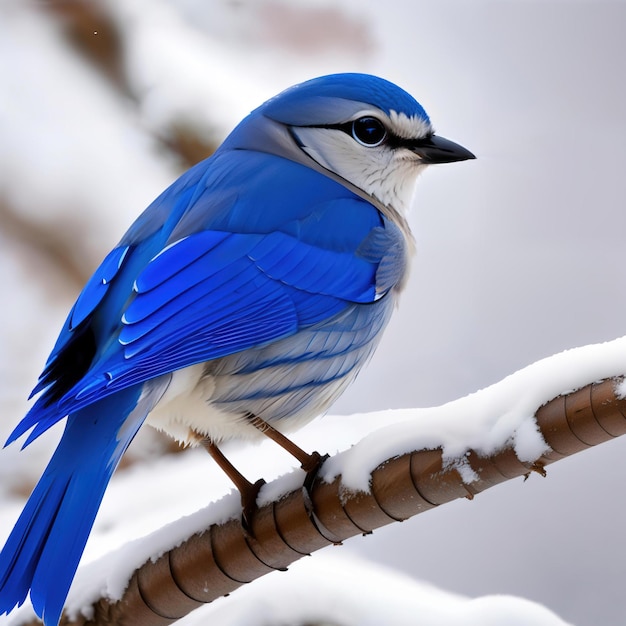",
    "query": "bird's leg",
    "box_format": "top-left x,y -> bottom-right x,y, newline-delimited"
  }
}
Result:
246,414 -> 328,491
200,438 -> 265,530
